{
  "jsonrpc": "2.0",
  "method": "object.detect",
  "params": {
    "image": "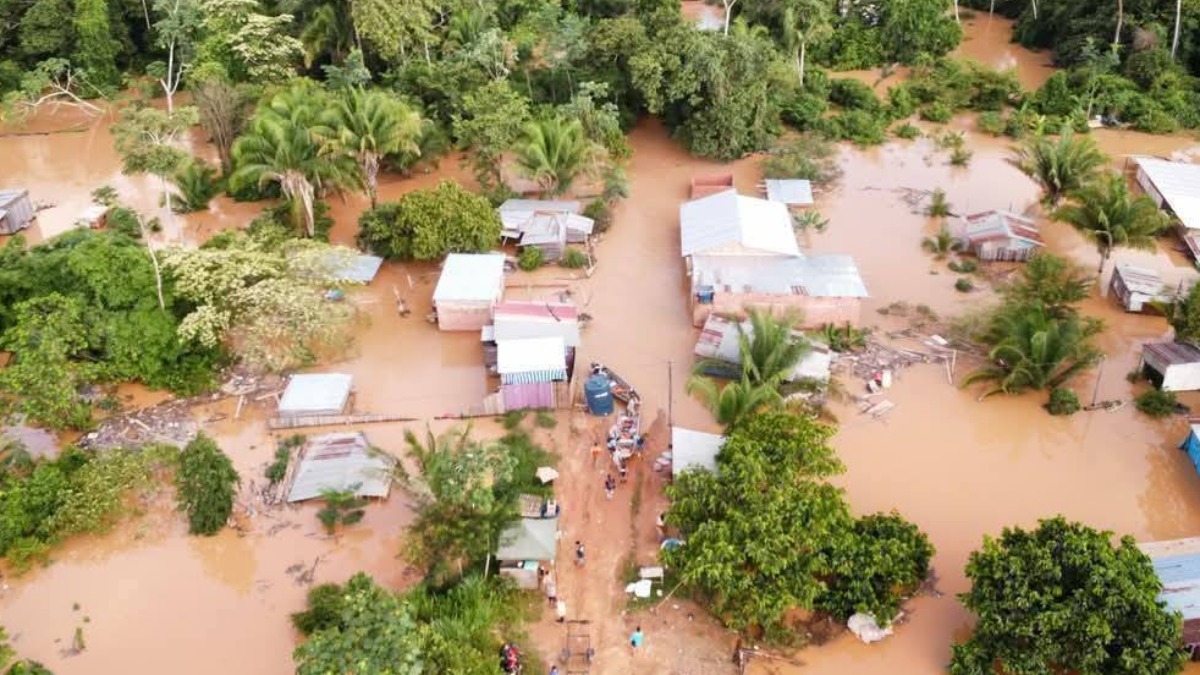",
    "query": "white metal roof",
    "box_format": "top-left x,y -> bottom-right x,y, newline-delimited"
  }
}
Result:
691,253 -> 868,298
286,432 -> 396,502
496,516 -> 559,560
497,337 -> 566,374
493,303 -> 581,347
1114,264 -> 1165,296
764,179 -> 815,206
680,190 -> 800,257
794,254 -> 870,297
278,373 -> 353,416
500,199 -> 582,214
432,253 -> 507,303
671,427 -> 724,476
1135,157 -> 1200,230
